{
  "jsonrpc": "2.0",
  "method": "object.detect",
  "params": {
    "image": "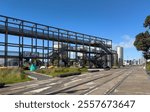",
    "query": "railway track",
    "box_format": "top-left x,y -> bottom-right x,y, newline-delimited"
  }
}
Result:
84,69 -> 134,95
46,68 -> 133,95
105,71 -> 132,95
0,67 -> 134,95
